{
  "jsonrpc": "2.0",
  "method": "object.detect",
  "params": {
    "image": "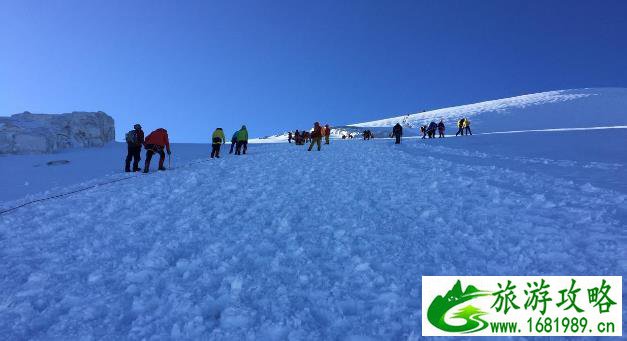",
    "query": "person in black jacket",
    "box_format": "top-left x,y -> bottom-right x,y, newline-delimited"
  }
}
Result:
124,124 -> 145,172
455,118 -> 465,136
427,121 -> 438,138
437,120 -> 445,138
392,123 -> 403,144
